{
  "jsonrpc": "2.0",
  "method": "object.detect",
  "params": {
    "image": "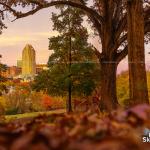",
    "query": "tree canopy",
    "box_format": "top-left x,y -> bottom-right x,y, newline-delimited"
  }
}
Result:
32,5 -> 101,98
